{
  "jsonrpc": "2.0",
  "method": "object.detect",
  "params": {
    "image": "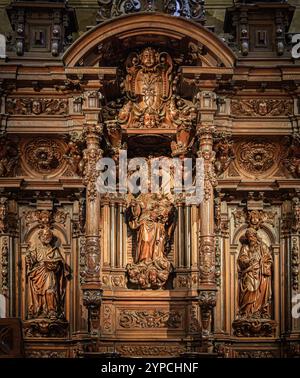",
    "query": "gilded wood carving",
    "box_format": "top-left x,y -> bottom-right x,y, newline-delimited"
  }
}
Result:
126,193 -> 176,289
